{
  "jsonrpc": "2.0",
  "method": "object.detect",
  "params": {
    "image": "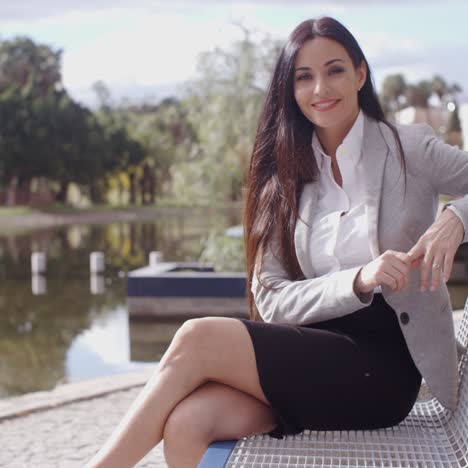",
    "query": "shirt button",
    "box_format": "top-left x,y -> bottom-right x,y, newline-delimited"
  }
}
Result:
400,312 -> 410,325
